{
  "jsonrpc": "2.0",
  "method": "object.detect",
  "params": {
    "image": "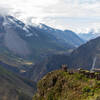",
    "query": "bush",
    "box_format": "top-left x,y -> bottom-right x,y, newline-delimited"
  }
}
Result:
82,86 -> 91,93
96,96 -> 100,100
47,92 -> 54,100
82,86 -> 94,96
